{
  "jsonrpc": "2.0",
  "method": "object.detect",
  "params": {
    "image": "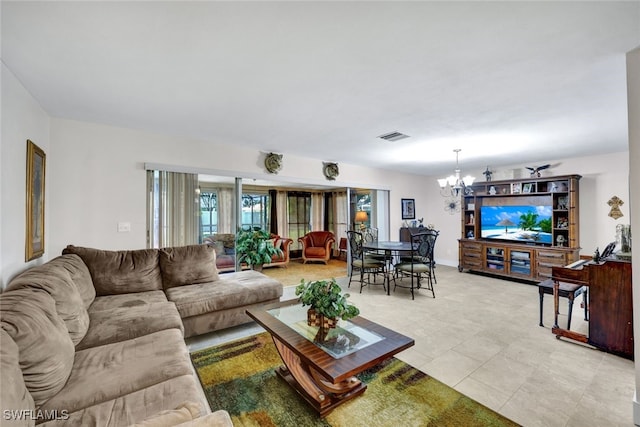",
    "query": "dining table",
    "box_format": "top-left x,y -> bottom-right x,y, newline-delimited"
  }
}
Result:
362,240 -> 414,295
